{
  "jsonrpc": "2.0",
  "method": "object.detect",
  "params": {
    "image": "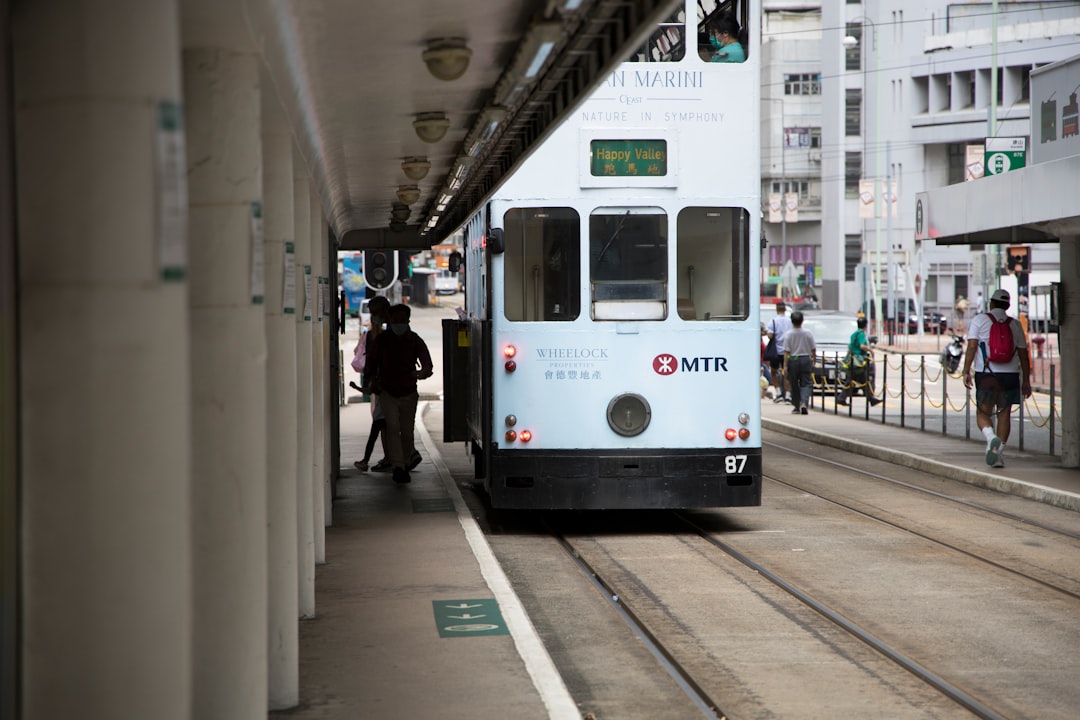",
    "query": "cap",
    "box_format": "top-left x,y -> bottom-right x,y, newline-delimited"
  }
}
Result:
991,289 -> 1010,304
